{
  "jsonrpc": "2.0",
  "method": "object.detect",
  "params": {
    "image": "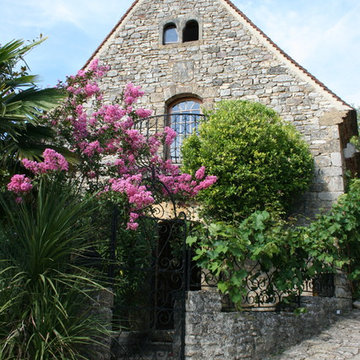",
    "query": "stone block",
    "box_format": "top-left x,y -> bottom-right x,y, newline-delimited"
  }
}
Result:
220,88 -> 231,96
150,92 -> 164,103
315,155 -> 331,167
318,191 -> 342,201
327,176 -> 344,192
330,152 -> 342,166
274,74 -> 293,82
186,290 -> 222,313
319,110 -> 347,126
319,166 -> 343,177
